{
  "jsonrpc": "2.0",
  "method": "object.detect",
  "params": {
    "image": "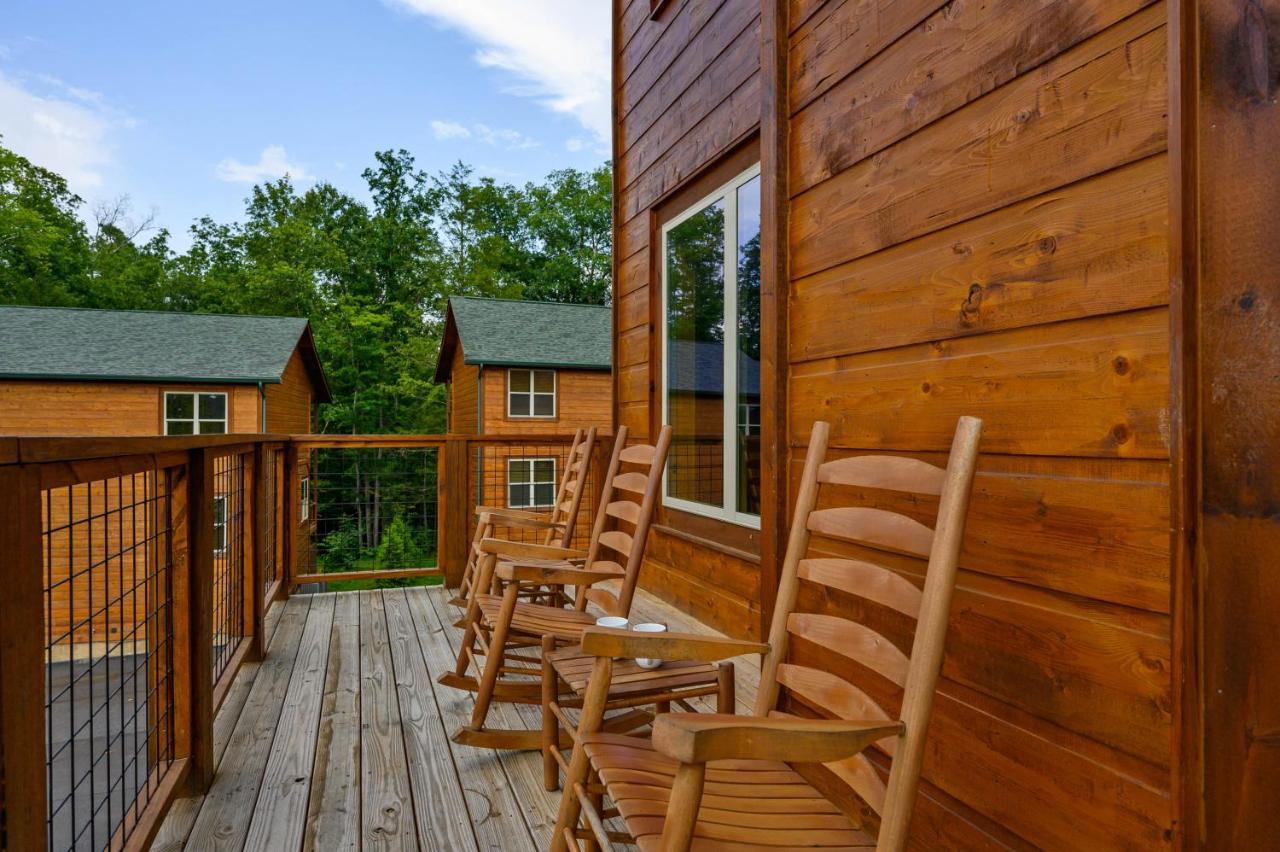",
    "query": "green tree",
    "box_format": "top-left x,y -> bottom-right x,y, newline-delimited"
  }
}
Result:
0,141 -> 92,305
375,514 -> 426,570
